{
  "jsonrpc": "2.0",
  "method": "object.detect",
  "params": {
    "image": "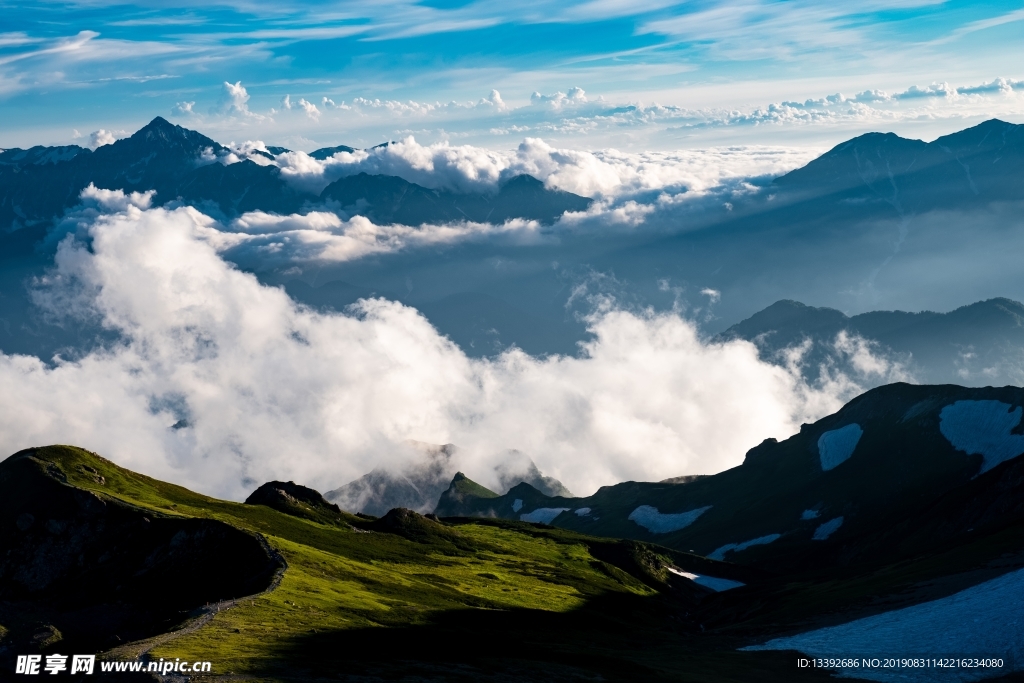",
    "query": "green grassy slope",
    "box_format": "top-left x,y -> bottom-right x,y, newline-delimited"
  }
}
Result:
0,445 -> 843,682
